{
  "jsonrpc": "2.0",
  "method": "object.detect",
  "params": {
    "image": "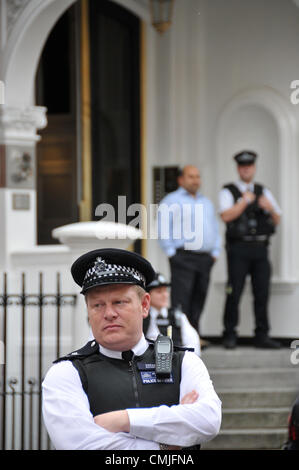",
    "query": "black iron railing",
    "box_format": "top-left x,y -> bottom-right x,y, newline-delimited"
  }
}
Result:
0,272 -> 77,450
